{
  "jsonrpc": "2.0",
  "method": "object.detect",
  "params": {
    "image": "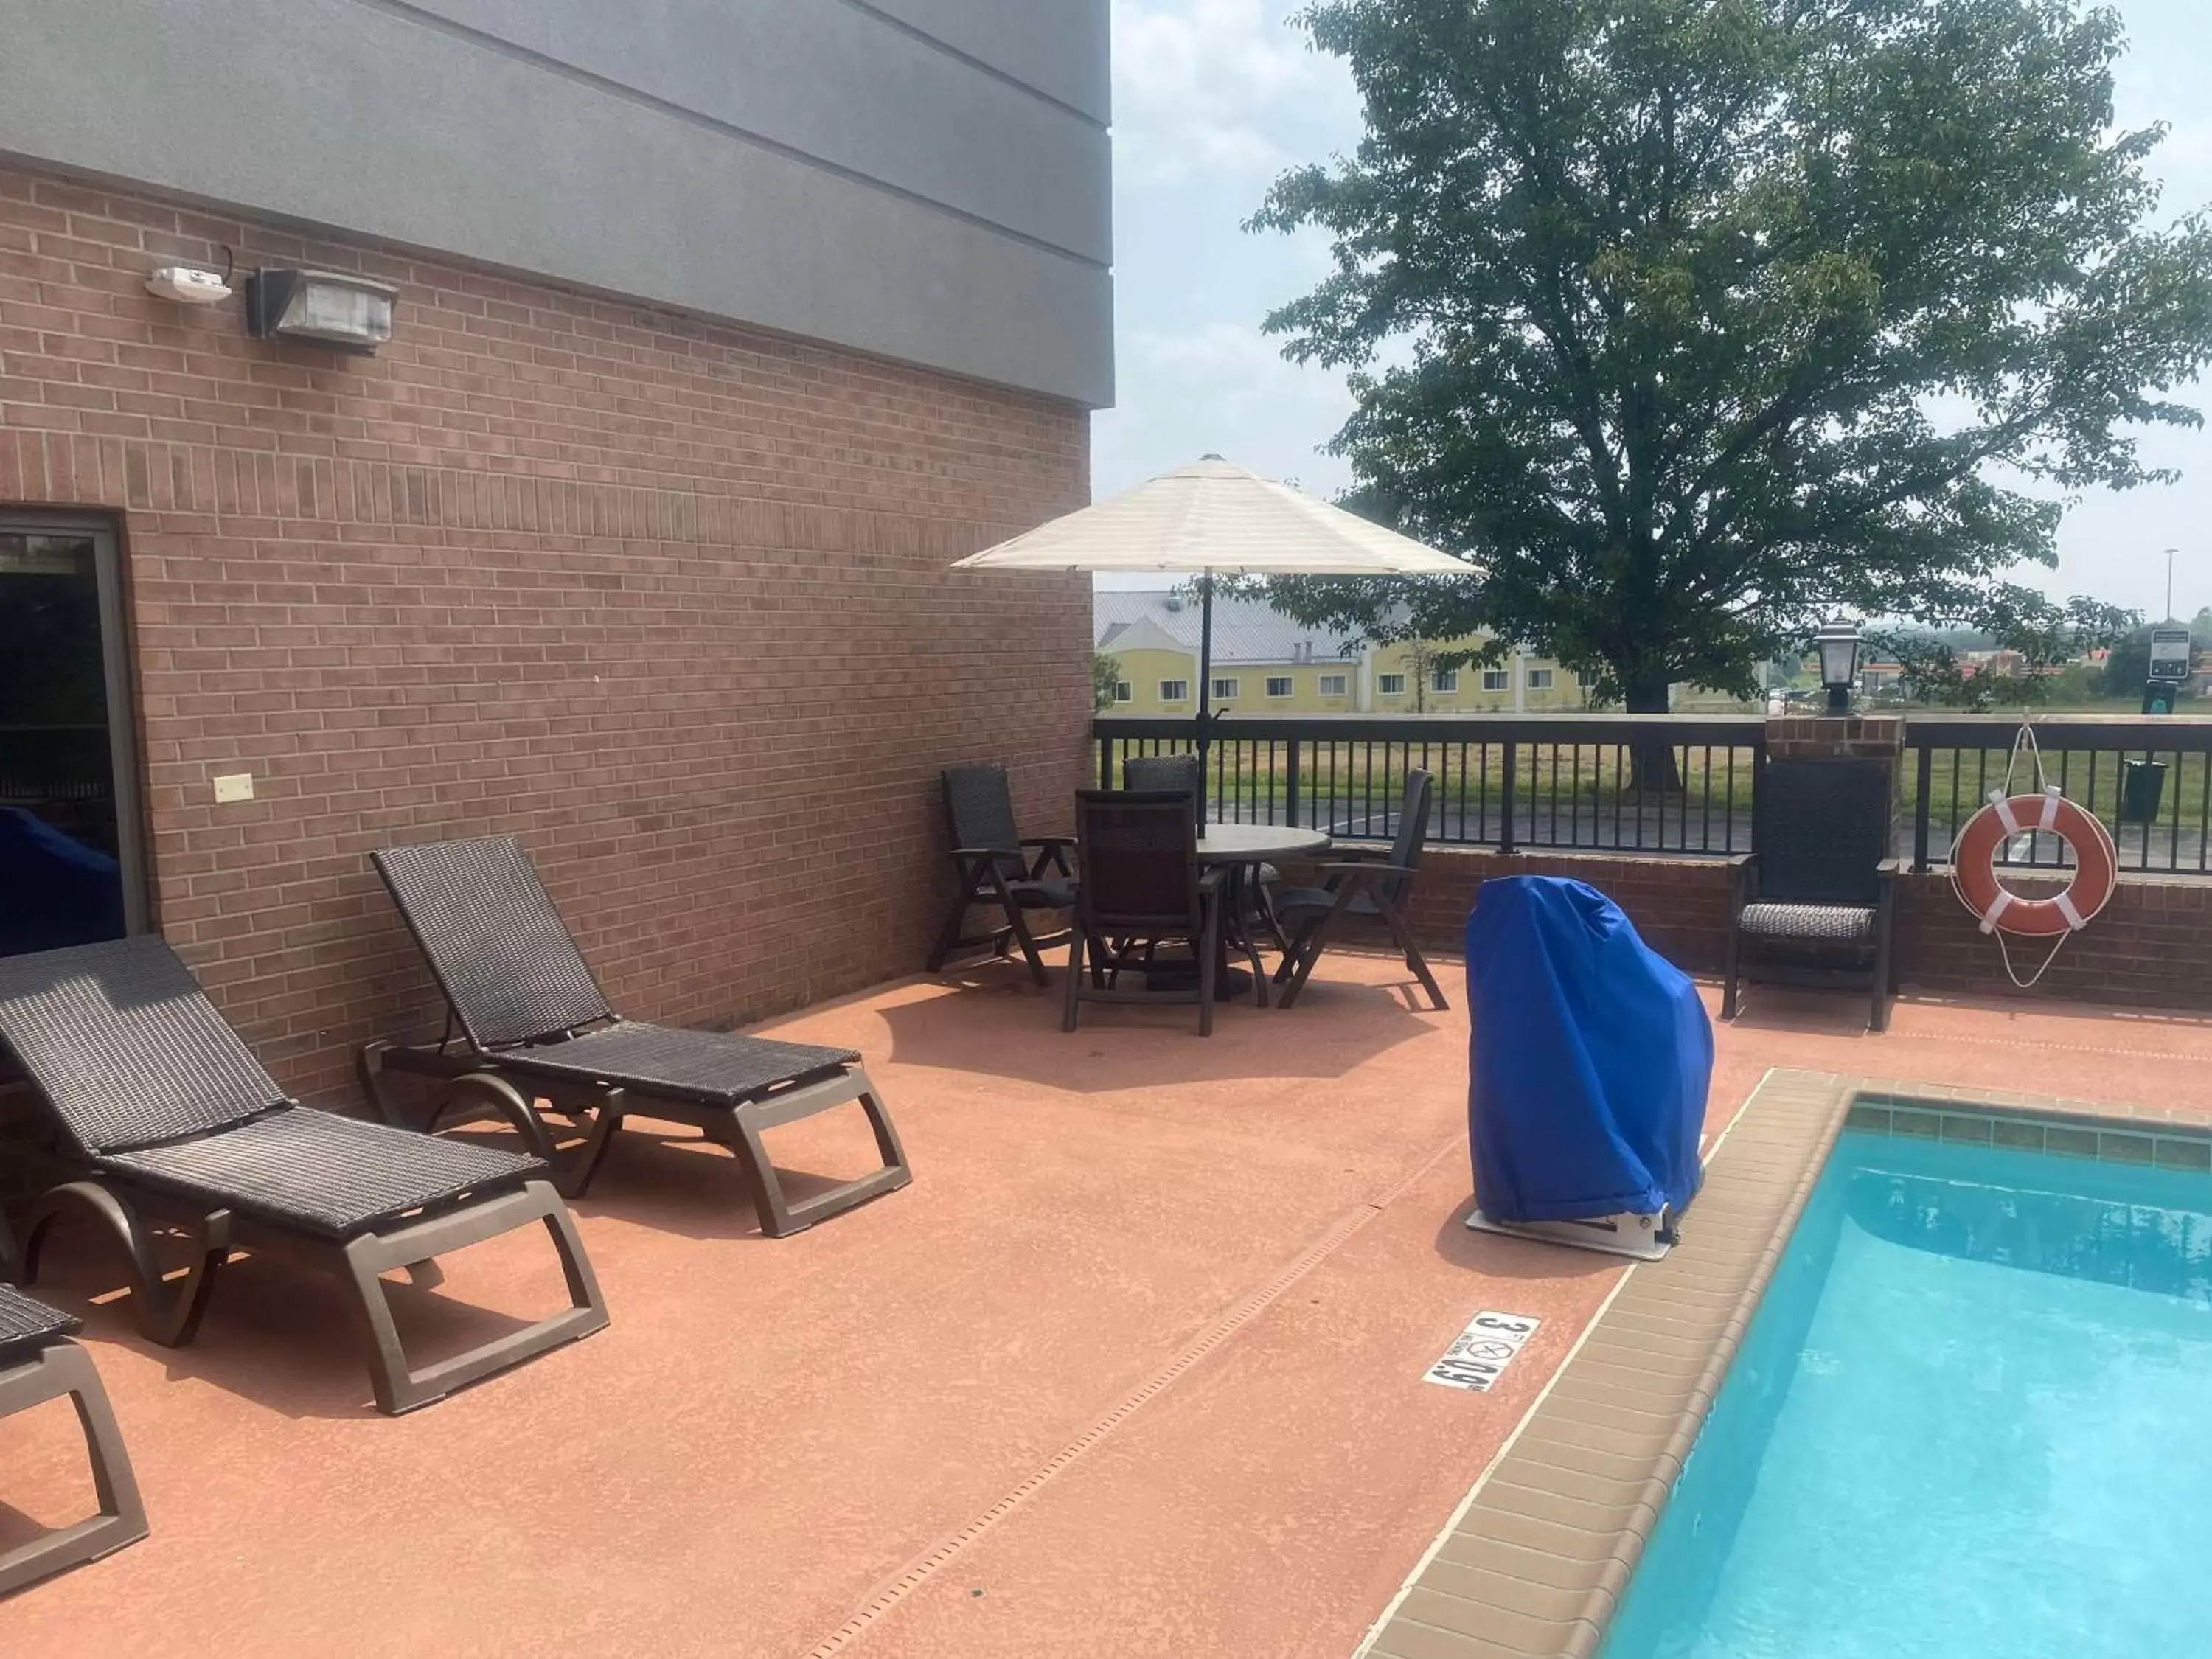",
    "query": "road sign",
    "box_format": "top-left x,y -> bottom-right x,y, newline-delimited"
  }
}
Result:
2150,627 -> 2192,681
